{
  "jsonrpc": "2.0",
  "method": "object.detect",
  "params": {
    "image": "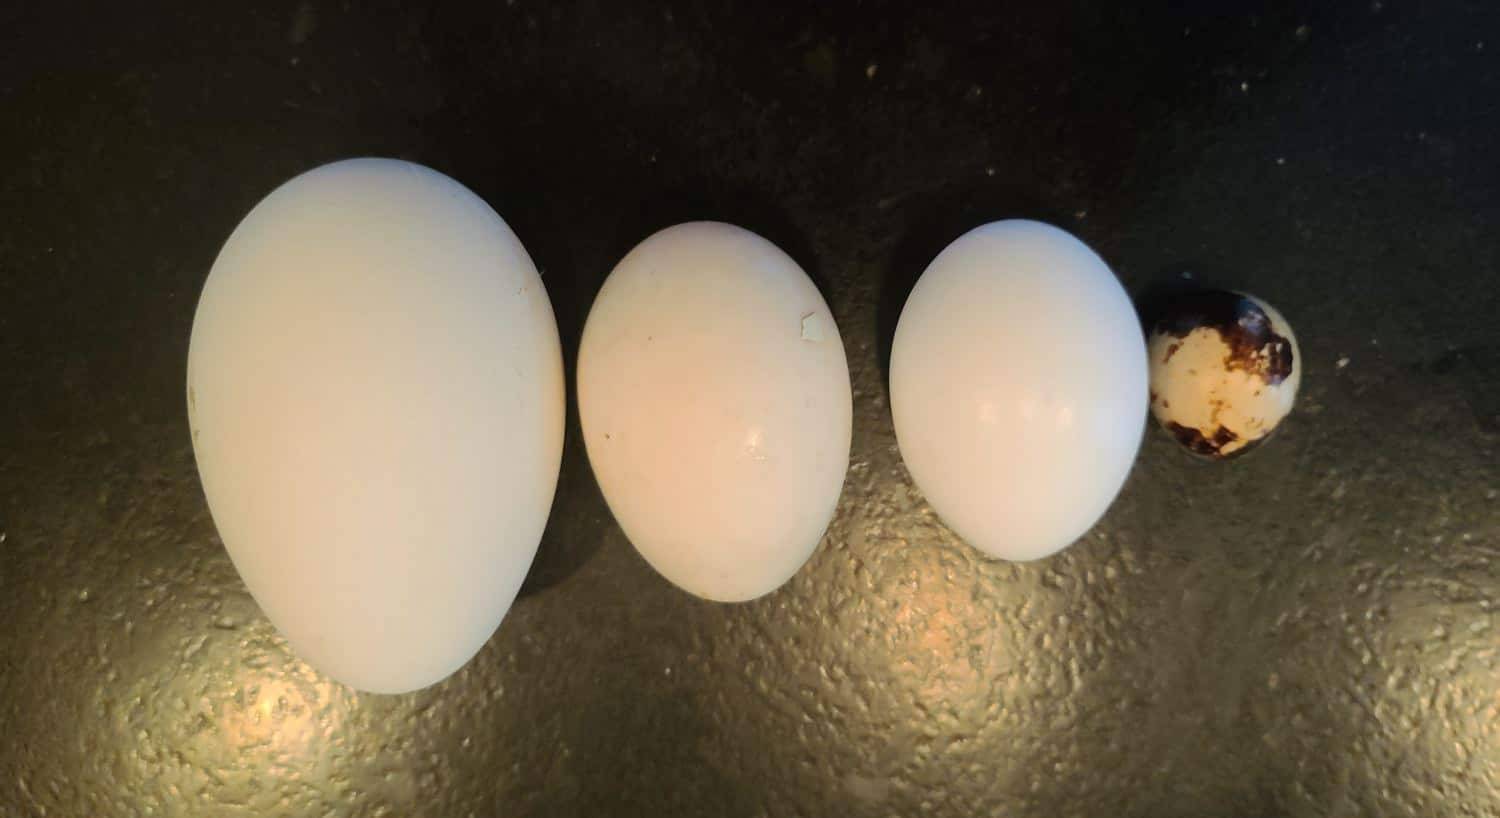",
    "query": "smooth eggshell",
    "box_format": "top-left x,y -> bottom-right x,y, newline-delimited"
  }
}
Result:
187,158 -> 564,693
889,220 -> 1147,562
577,222 -> 852,602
